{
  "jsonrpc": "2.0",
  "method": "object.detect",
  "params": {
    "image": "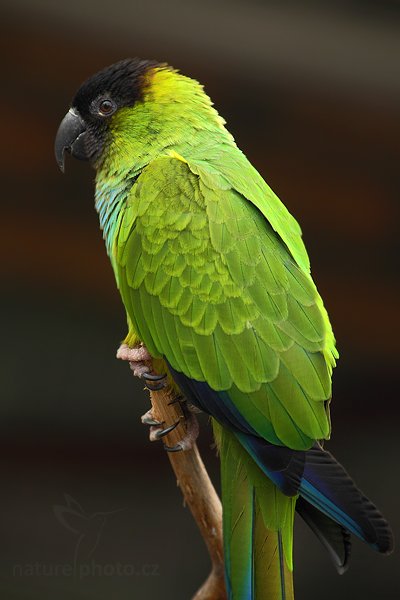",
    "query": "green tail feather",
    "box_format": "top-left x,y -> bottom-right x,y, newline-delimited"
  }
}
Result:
215,421 -> 295,600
